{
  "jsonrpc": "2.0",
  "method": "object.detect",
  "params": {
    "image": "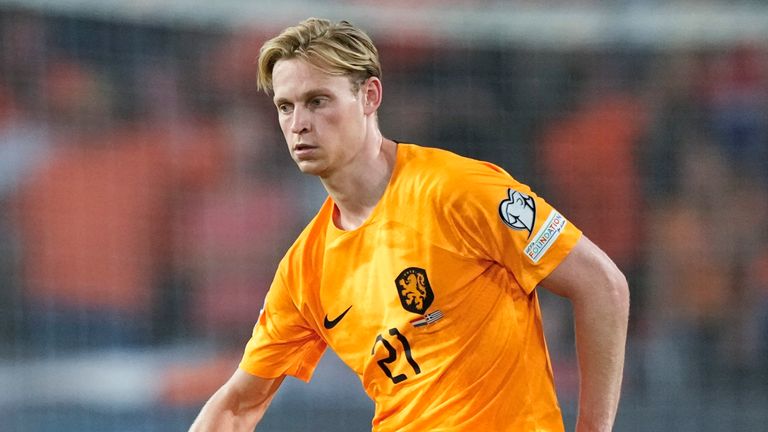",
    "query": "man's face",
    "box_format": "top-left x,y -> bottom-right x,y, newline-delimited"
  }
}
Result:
271,58 -> 368,177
